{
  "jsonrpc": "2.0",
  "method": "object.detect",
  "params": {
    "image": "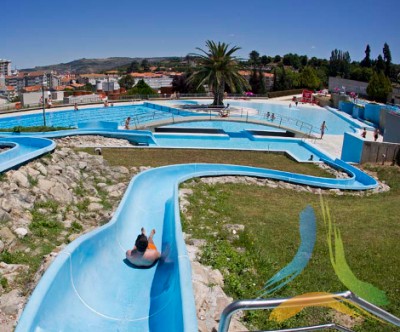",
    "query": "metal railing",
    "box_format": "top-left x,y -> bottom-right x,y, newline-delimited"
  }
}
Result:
128,104 -> 319,139
218,291 -> 400,332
